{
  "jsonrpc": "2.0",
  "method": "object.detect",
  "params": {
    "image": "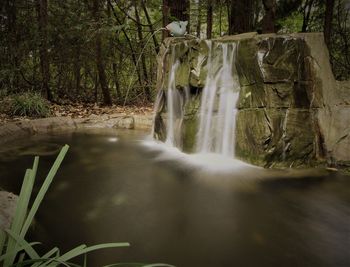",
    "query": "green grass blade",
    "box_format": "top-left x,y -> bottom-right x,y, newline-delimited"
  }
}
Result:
141,264 -> 176,267
0,229 -> 6,255
31,247 -> 60,267
102,264 -> 176,267
55,244 -> 87,263
83,253 -> 87,267
30,157 -> 39,187
57,242 -> 129,263
5,230 -> 40,260
17,253 -> 25,264
20,145 -> 69,238
0,241 -> 40,262
5,166 -> 36,266
42,247 -> 60,259
102,264 -> 152,267
79,242 -> 130,255
9,258 -> 80,267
